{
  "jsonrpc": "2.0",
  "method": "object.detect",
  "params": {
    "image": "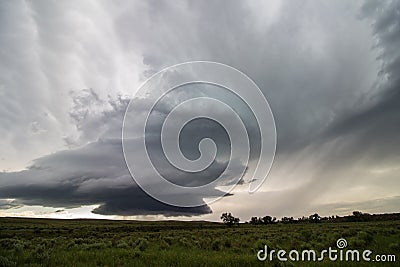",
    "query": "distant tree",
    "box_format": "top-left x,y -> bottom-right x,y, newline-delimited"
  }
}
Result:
262,216 -> 272,224
351,211 -> 372,222
309,213 -> 321,223
320,216 -> 329,222
297,216 -> 309,223
281,217 -> 295,224
221,213 -> 240,226
261,216 -> 276,225
250,217 -> 259,225
351,211 -> 363,222
353,211 -> 363,217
